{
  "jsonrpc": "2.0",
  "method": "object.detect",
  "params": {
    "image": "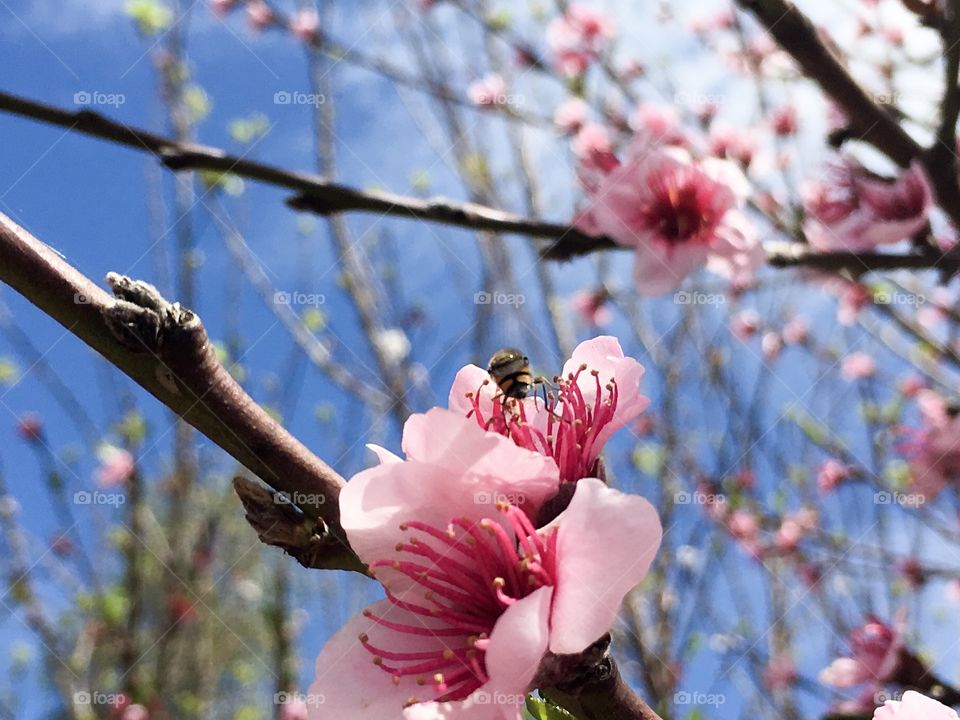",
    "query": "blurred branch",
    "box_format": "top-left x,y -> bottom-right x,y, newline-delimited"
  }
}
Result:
0,212 -> 362,572
734,0 -> 960,233
3,91 -> 959,276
